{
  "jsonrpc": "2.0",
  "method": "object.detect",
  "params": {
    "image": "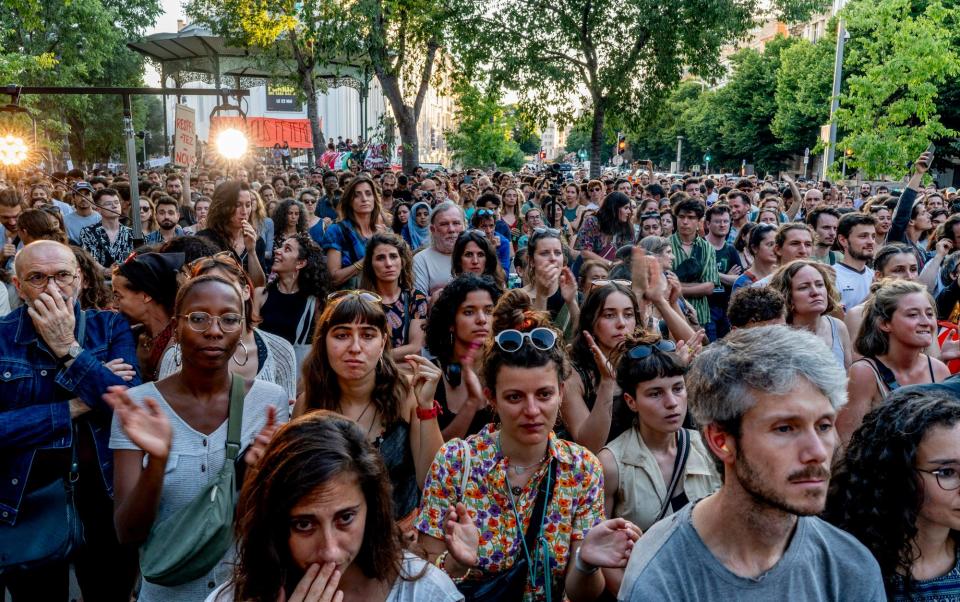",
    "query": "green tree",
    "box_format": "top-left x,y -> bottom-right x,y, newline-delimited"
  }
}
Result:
835,0 -> 959,178
445,82 -> 524,170
450,0 -> 827,177
564,115 -> 616,165
772,35 -> 833,157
